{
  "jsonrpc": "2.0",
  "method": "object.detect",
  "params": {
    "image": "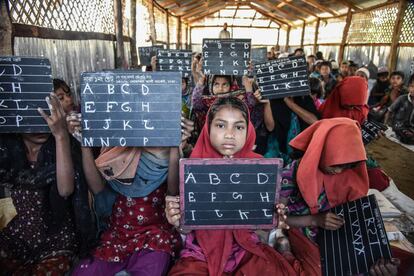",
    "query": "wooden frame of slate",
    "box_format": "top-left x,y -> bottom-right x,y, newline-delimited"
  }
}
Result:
254,56 -> 309,99
156,49 -> 192,78
80,71 -> 181,147
138,46 -> 164,66
179,158 -> 282,230
317,194 -> 392,276
202,38 -> 251,76
0,56 -> 52,133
